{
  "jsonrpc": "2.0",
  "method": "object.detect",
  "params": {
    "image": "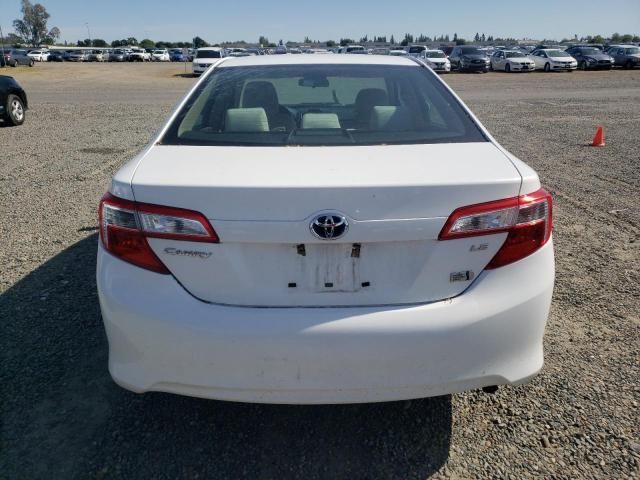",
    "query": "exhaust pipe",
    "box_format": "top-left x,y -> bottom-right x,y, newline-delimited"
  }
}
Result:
482,385 -> 499,394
